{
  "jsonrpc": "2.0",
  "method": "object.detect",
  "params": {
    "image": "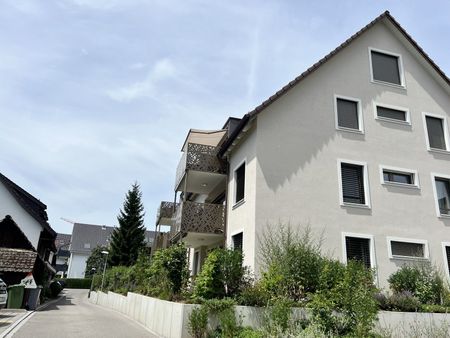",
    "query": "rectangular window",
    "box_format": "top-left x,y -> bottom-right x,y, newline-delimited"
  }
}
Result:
345,236 -> 371,269
370,49 -> 402,85
380,166 -> 418,188
235,163 -> 245,204
193,251 -> 200,275
389,240 -> 427,259
232,232 -> 243,251
443,244 -> 450,278
335,97 -> 361,131
340,163 -> 366,205
435,178 -> 450,215
425,115 -> 447,150
376,106 -> 407,122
